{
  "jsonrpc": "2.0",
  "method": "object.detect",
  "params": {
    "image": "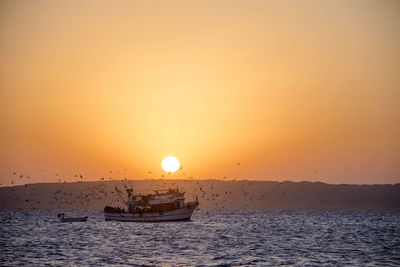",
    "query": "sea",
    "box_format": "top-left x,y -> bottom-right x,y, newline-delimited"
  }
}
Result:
1,210 -> 399,266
